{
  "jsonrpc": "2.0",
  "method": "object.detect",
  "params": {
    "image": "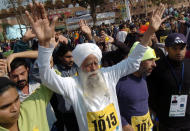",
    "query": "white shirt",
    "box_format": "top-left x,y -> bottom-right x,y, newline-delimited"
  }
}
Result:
18,82 -> 40,102
37,44 -> 147,131
116,31 -> 128,43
